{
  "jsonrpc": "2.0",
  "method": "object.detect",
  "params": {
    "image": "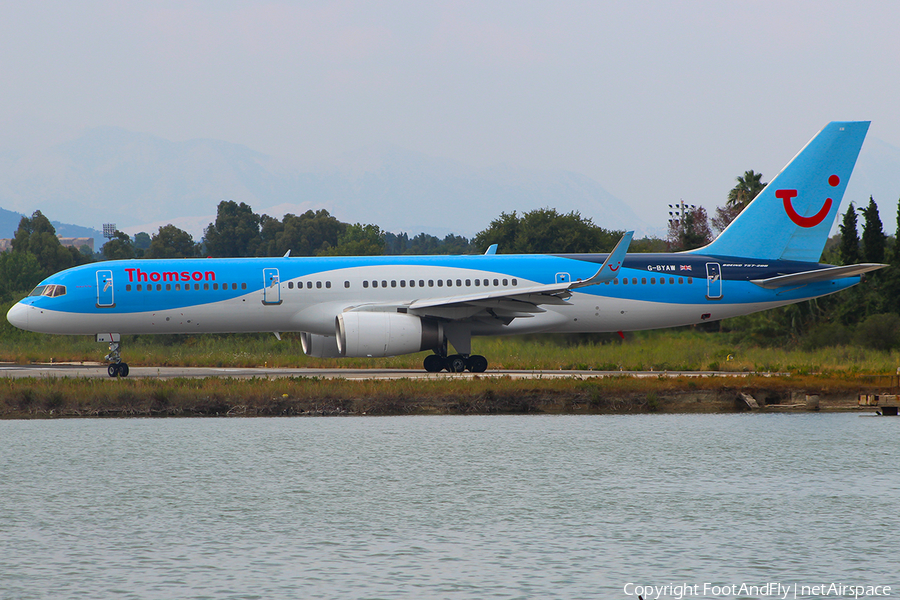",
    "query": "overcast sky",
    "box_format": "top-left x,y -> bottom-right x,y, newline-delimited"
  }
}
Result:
2,0 -> 899,230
